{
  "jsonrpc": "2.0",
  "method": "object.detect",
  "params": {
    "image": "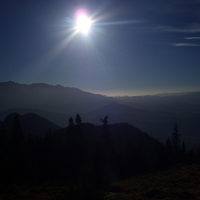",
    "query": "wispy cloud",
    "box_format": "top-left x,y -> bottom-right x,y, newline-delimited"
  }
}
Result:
152,23 -> 200,33
171,43 -> 200,47
184,37 -> 200,40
